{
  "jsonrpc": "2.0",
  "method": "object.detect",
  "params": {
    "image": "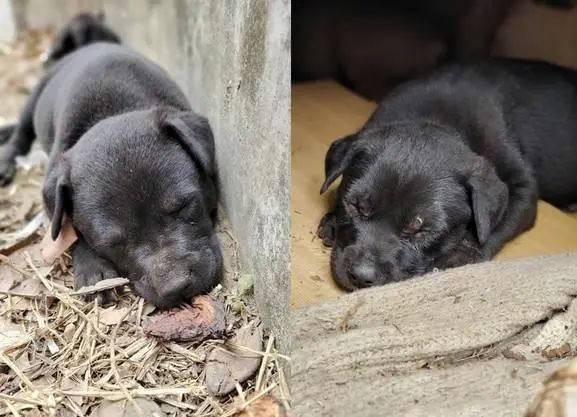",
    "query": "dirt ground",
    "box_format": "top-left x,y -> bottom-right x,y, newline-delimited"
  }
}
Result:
0,30 -> 287,417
